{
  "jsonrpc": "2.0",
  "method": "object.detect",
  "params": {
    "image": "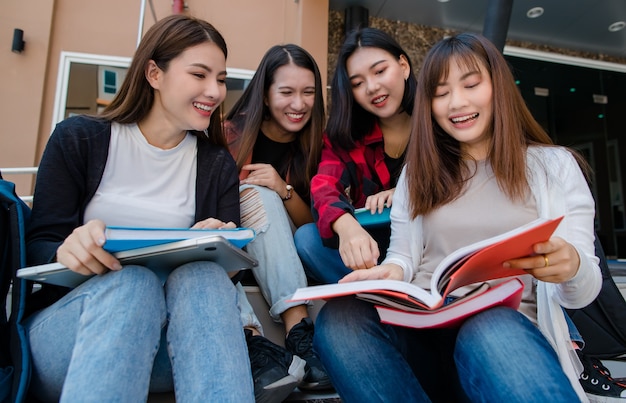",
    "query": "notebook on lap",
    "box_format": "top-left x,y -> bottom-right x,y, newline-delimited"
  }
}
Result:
17,235 -> 258,288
